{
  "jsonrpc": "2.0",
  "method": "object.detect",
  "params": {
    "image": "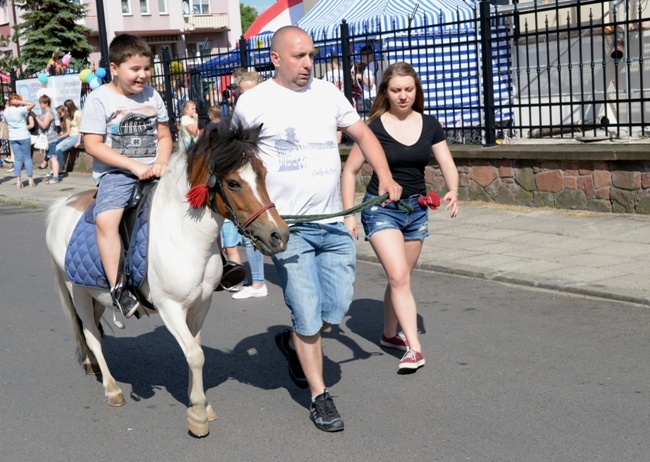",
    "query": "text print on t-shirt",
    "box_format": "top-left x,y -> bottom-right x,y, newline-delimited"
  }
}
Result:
109,106 -> 158,159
